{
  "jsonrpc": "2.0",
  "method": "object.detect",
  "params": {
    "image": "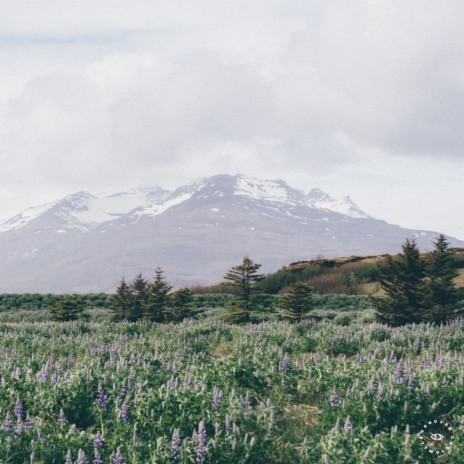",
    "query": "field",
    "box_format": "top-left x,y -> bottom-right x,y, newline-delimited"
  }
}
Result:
0,305 -> 463,463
